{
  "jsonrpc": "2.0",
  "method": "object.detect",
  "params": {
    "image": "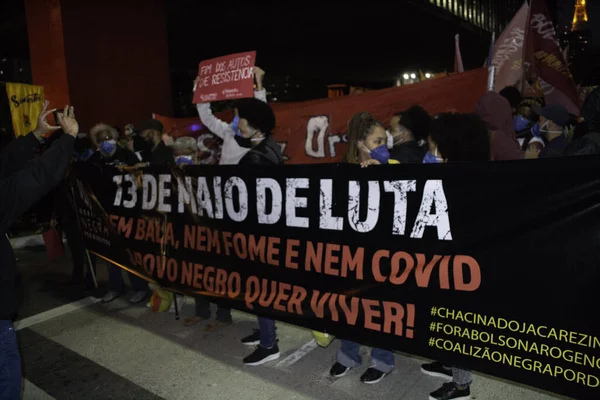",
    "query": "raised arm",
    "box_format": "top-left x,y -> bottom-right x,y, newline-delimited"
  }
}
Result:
0,105 -> 78,235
